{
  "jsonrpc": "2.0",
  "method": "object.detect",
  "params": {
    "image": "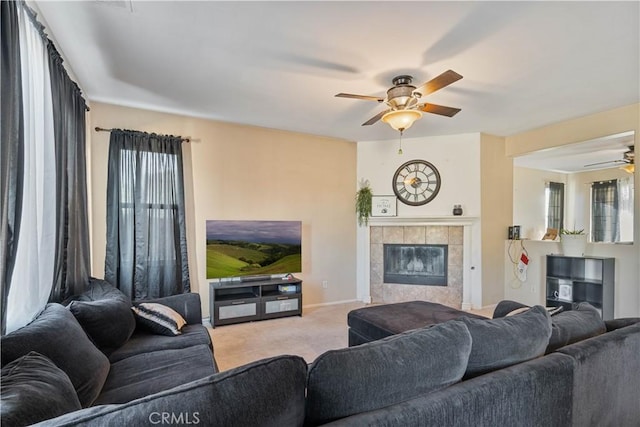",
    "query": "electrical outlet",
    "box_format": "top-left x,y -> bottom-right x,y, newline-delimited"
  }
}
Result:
322,280 -> 328,289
